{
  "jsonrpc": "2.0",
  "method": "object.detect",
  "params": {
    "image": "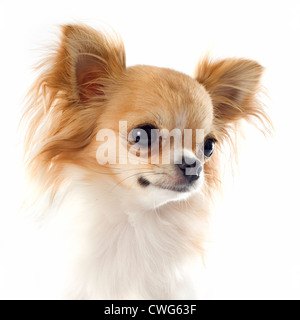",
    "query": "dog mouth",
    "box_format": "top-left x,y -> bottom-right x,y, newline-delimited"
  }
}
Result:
138,176 -> 193,193
155,184 -> 191,193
